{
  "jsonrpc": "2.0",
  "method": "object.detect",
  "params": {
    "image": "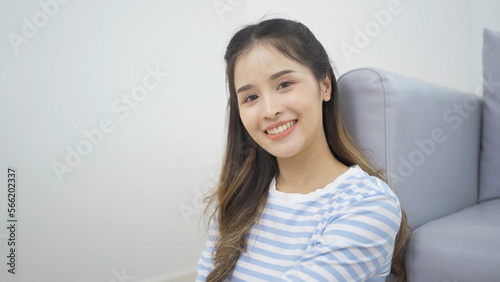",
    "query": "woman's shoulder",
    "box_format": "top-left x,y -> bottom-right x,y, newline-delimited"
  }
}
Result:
326,164 -> 401,211
344,165 -> 396,193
